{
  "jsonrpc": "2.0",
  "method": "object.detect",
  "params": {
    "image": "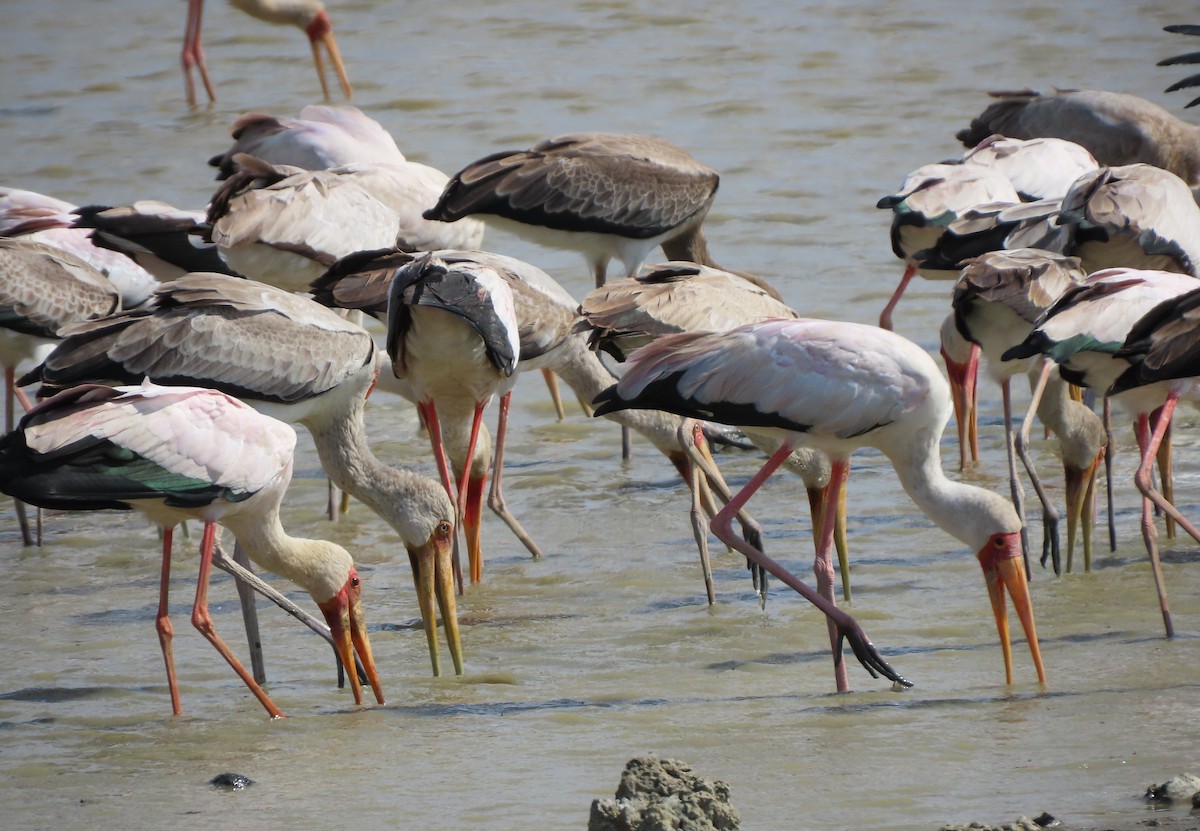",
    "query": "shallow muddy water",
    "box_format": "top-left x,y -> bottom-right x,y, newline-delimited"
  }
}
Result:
1,1 -> 1199,829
